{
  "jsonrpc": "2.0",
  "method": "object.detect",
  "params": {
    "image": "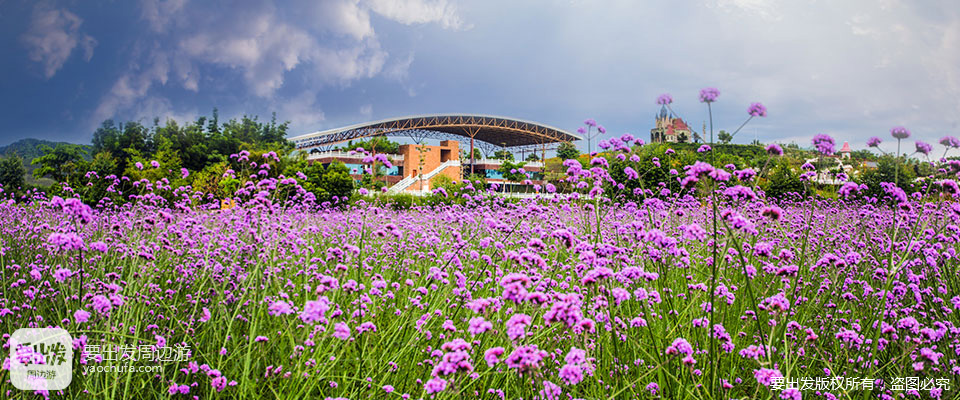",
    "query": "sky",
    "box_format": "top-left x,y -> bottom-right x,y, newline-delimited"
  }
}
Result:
1,0 -> 959,154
